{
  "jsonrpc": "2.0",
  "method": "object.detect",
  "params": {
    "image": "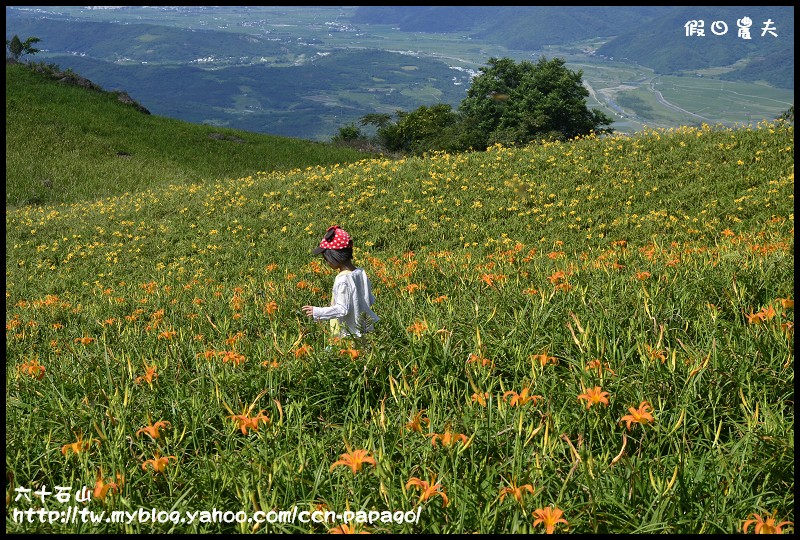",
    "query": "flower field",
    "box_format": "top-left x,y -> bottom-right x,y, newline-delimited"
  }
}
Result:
5,121 -> 794,533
